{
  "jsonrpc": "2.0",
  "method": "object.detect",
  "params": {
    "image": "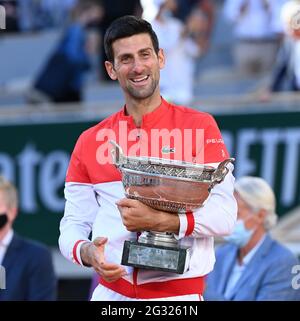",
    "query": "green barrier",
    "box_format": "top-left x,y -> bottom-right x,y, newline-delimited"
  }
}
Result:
0,111 -> 300,246
0,121 -> 97,245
